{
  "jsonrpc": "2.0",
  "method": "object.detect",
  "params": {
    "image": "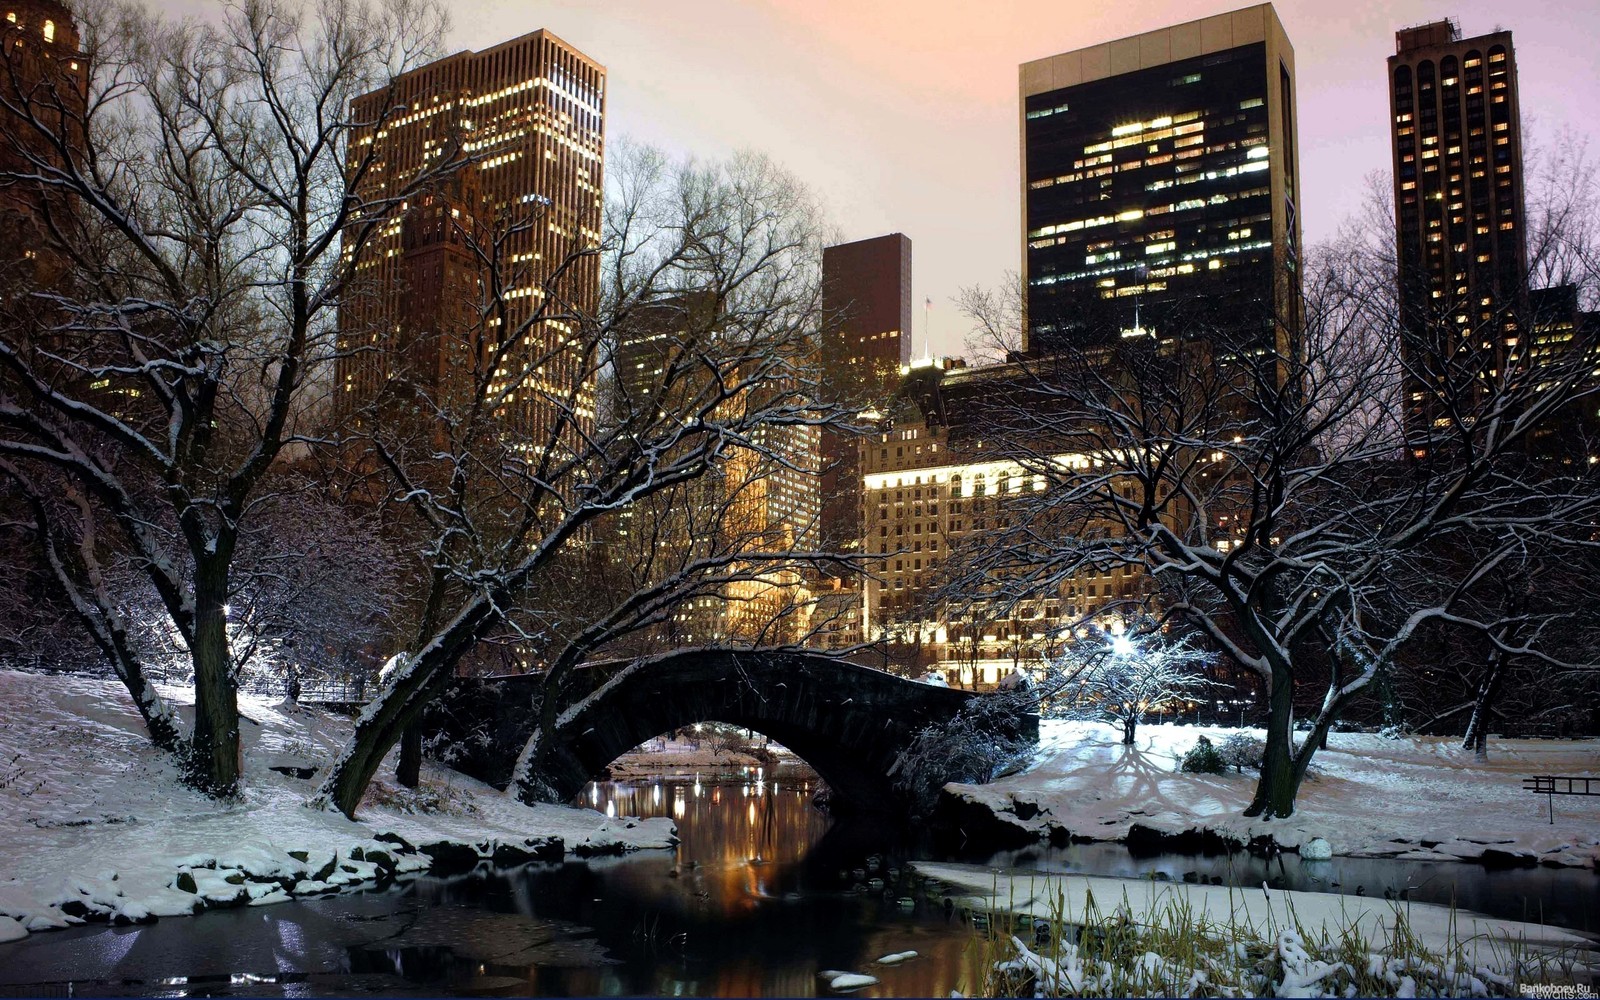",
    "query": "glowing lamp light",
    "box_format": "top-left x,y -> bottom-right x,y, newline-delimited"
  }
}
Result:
1110,634 -> 1136,658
